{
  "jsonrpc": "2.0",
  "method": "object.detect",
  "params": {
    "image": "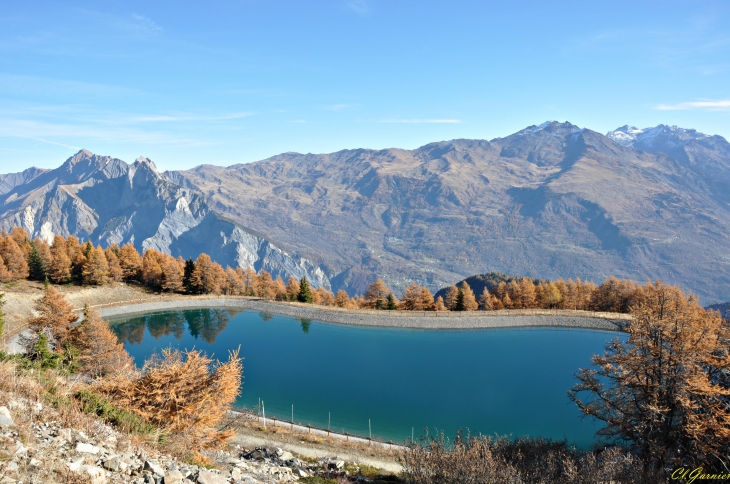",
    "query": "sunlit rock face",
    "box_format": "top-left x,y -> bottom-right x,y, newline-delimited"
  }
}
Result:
0,150 -> 330,290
